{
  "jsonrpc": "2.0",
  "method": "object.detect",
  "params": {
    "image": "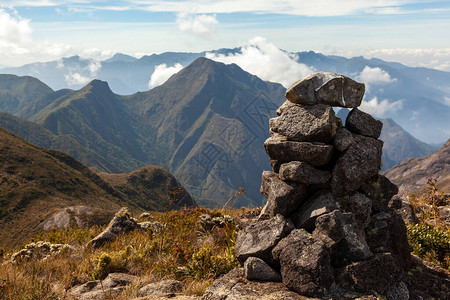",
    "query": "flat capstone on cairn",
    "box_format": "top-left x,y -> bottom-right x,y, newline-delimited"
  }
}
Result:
234,72 -> 412,299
